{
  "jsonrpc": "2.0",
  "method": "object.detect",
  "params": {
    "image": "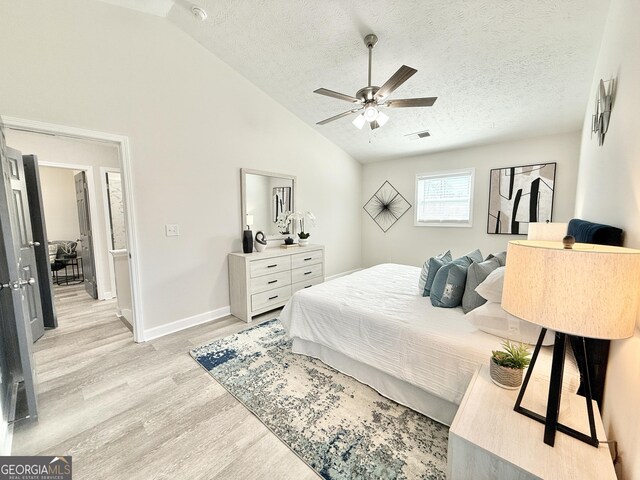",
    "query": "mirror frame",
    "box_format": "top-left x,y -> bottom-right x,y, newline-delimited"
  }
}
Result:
241,168 -> 297,241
